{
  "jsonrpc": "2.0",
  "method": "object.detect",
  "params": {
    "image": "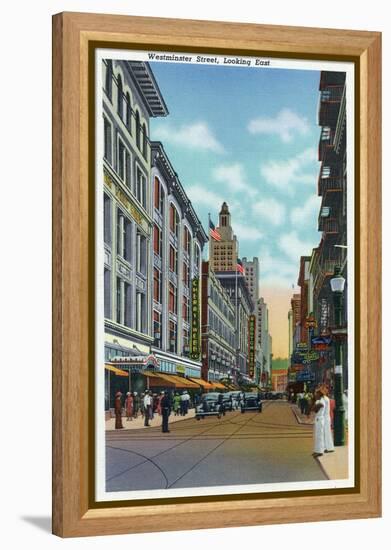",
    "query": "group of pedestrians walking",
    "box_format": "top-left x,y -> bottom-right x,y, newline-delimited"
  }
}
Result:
113,389 -> 192,433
